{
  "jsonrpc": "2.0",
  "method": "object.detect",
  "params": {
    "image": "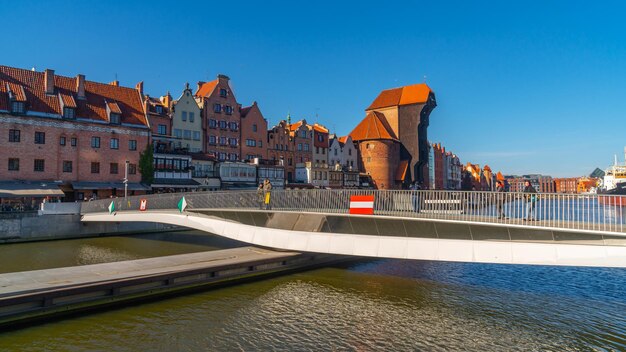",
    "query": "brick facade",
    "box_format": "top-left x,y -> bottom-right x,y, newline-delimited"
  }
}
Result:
240,102 -> 268,160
